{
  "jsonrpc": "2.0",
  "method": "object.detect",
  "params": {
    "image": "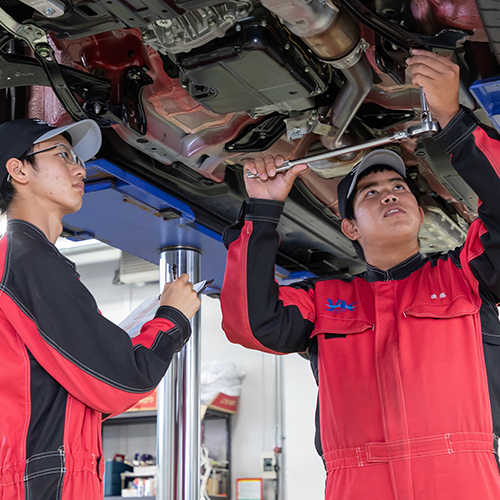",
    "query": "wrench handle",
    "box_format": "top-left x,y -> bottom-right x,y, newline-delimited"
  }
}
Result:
245,131 -> 408,179
245,87 -> 437,180
245,161 -> 291,179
